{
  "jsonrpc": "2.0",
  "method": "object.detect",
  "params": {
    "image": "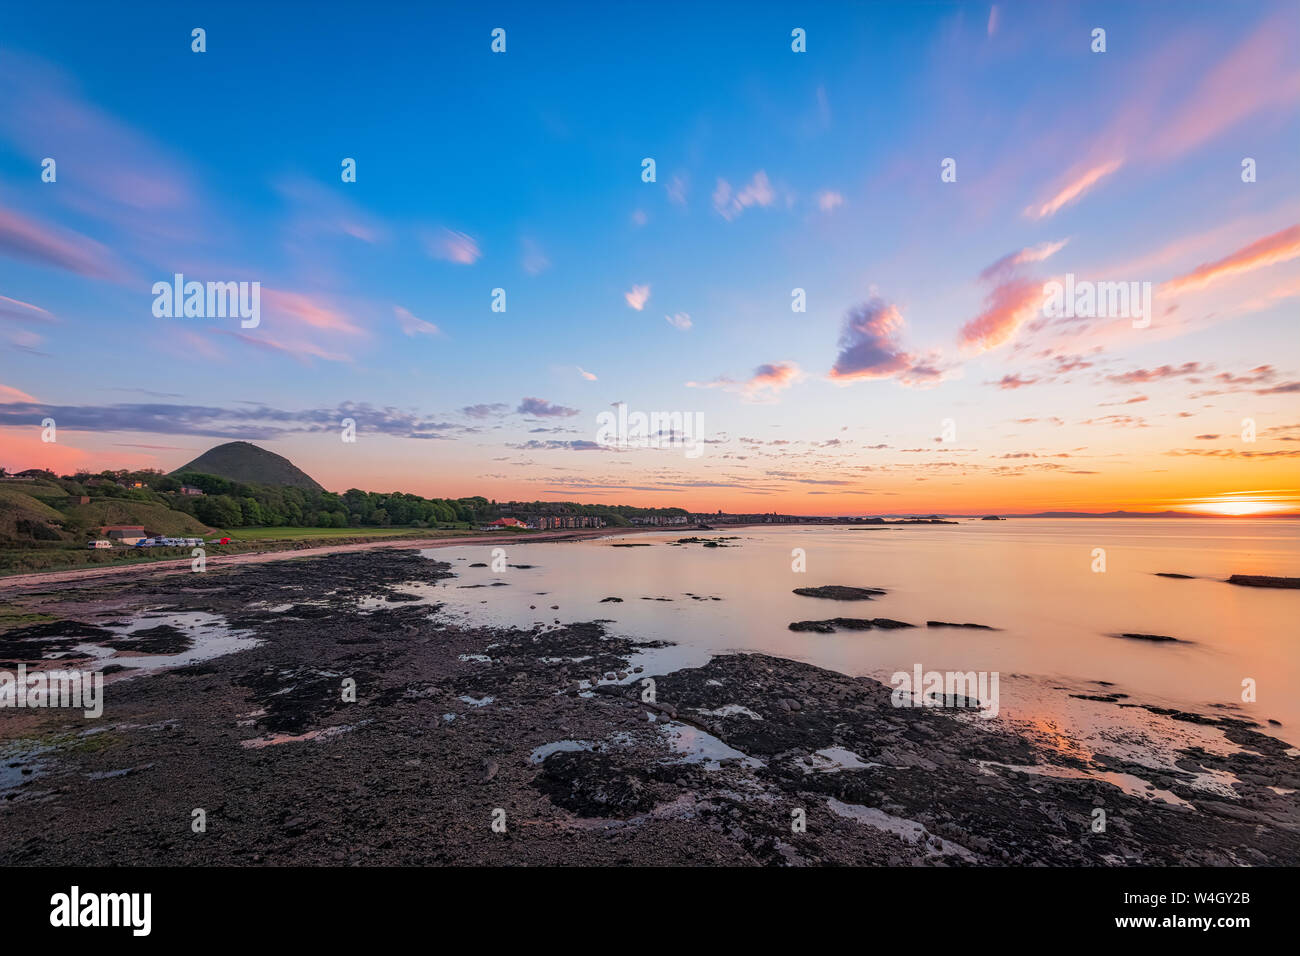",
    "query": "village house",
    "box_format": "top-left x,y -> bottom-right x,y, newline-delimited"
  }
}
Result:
629,514 -> 690,527
179,485 -> 205,496
525,514 -> 604,530
482,517 -> 528,530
